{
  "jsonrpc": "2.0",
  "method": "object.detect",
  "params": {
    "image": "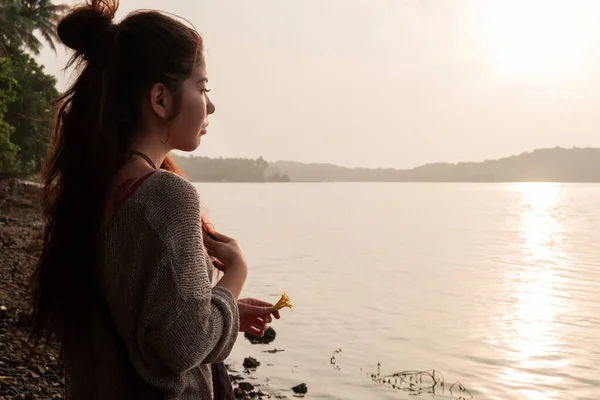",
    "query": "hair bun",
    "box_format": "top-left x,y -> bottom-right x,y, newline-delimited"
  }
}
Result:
57,2 -> 118,57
